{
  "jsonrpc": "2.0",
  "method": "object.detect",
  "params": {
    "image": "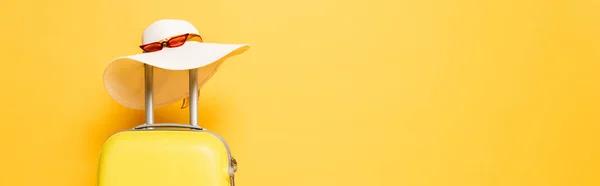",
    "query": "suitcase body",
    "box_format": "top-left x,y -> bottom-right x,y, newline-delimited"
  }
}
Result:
97,66 -> 237,186
97,125 -> 236,186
